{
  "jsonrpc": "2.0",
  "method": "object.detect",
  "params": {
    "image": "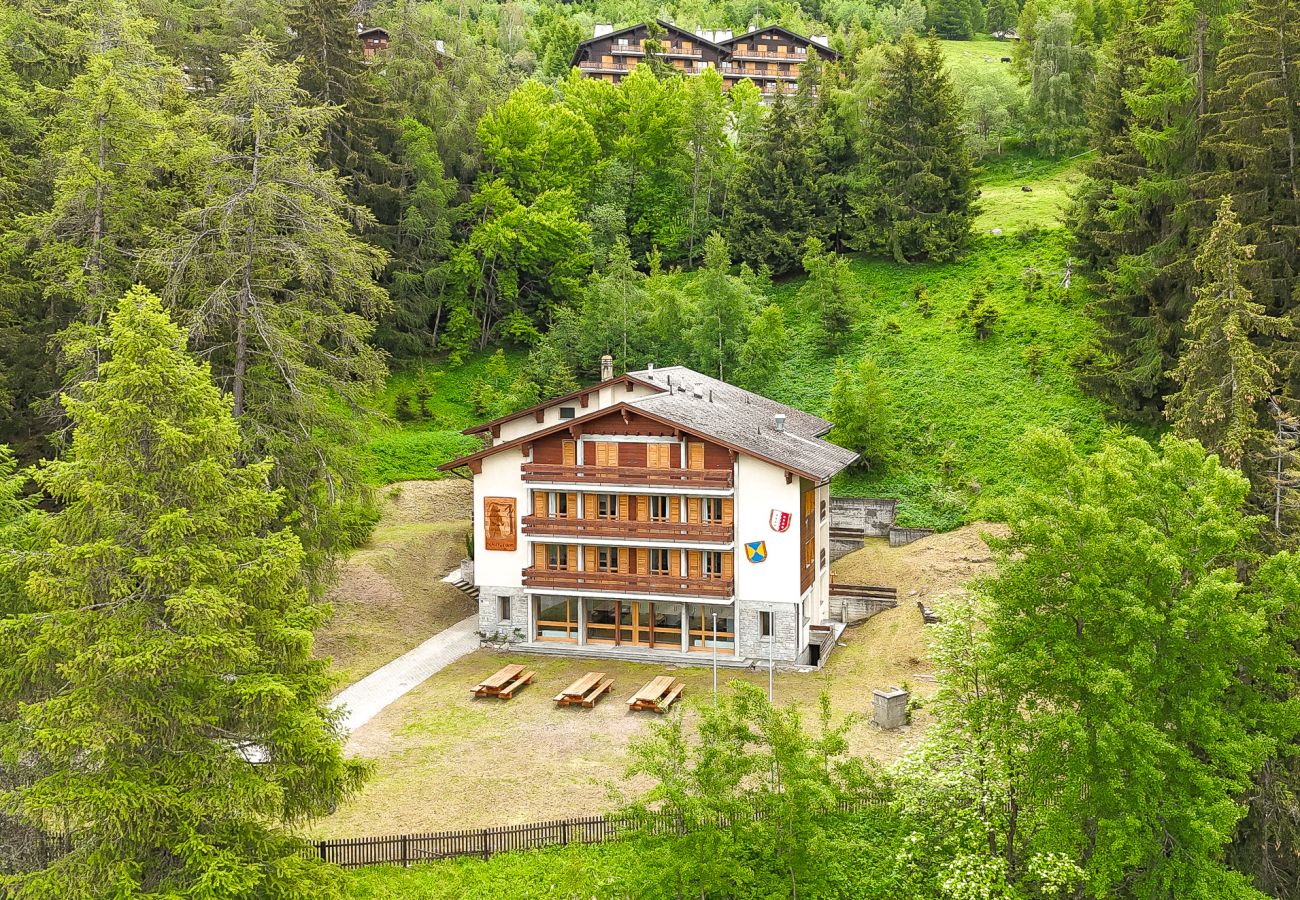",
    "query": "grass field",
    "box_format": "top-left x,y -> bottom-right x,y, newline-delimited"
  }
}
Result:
357,154 -> 1110,530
